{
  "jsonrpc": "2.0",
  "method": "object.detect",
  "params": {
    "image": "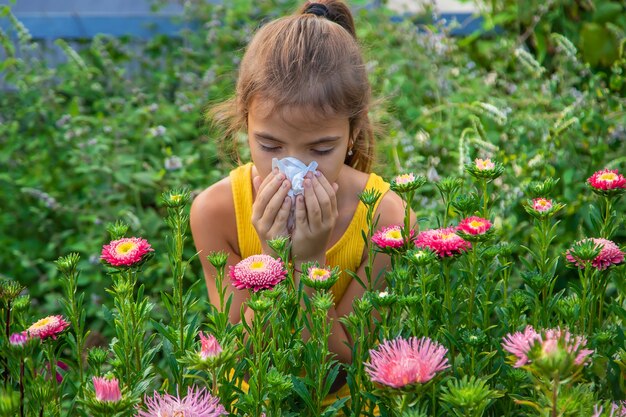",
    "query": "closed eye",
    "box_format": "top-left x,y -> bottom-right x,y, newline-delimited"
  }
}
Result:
312,148 -> 334,155
259,144 -> 281,153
